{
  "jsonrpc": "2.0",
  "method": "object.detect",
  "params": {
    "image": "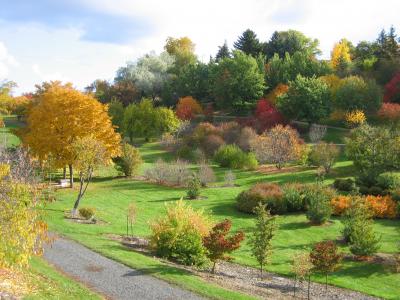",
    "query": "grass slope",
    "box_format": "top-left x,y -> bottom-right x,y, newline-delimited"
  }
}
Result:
42,142 -> 400,300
